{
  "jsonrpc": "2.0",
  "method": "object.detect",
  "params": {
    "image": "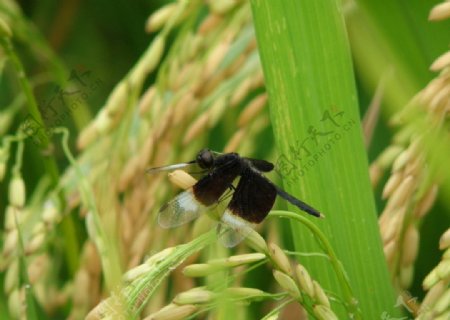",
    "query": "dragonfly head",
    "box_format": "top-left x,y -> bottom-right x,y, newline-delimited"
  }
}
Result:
196,149 -> 215,169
